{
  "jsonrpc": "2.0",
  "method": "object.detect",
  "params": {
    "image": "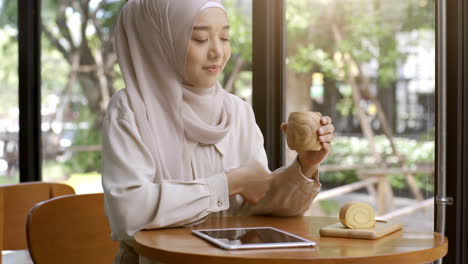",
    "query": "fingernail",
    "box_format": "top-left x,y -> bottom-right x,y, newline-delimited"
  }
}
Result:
318,129 -> 324,134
